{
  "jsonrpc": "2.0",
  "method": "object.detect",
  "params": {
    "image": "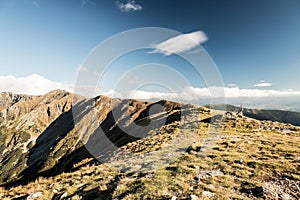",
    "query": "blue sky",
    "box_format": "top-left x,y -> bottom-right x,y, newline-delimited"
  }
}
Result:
1,0 -> 300,109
